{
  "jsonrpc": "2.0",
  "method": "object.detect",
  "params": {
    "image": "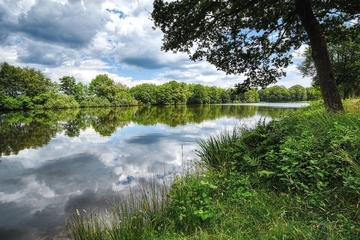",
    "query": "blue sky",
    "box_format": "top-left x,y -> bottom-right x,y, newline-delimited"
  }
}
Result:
0,0 -> 312,89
